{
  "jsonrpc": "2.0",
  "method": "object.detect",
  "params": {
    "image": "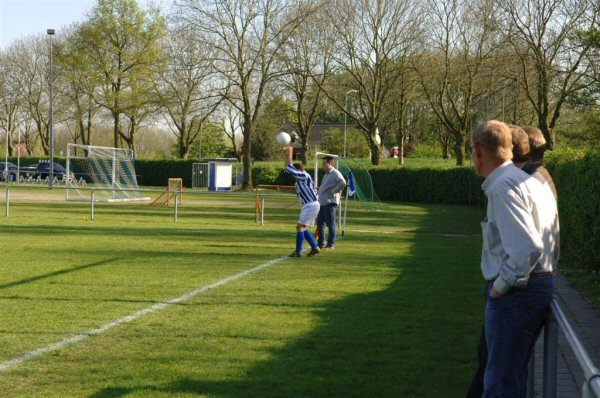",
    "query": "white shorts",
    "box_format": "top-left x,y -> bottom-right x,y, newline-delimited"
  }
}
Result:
298,201 -> 320,226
